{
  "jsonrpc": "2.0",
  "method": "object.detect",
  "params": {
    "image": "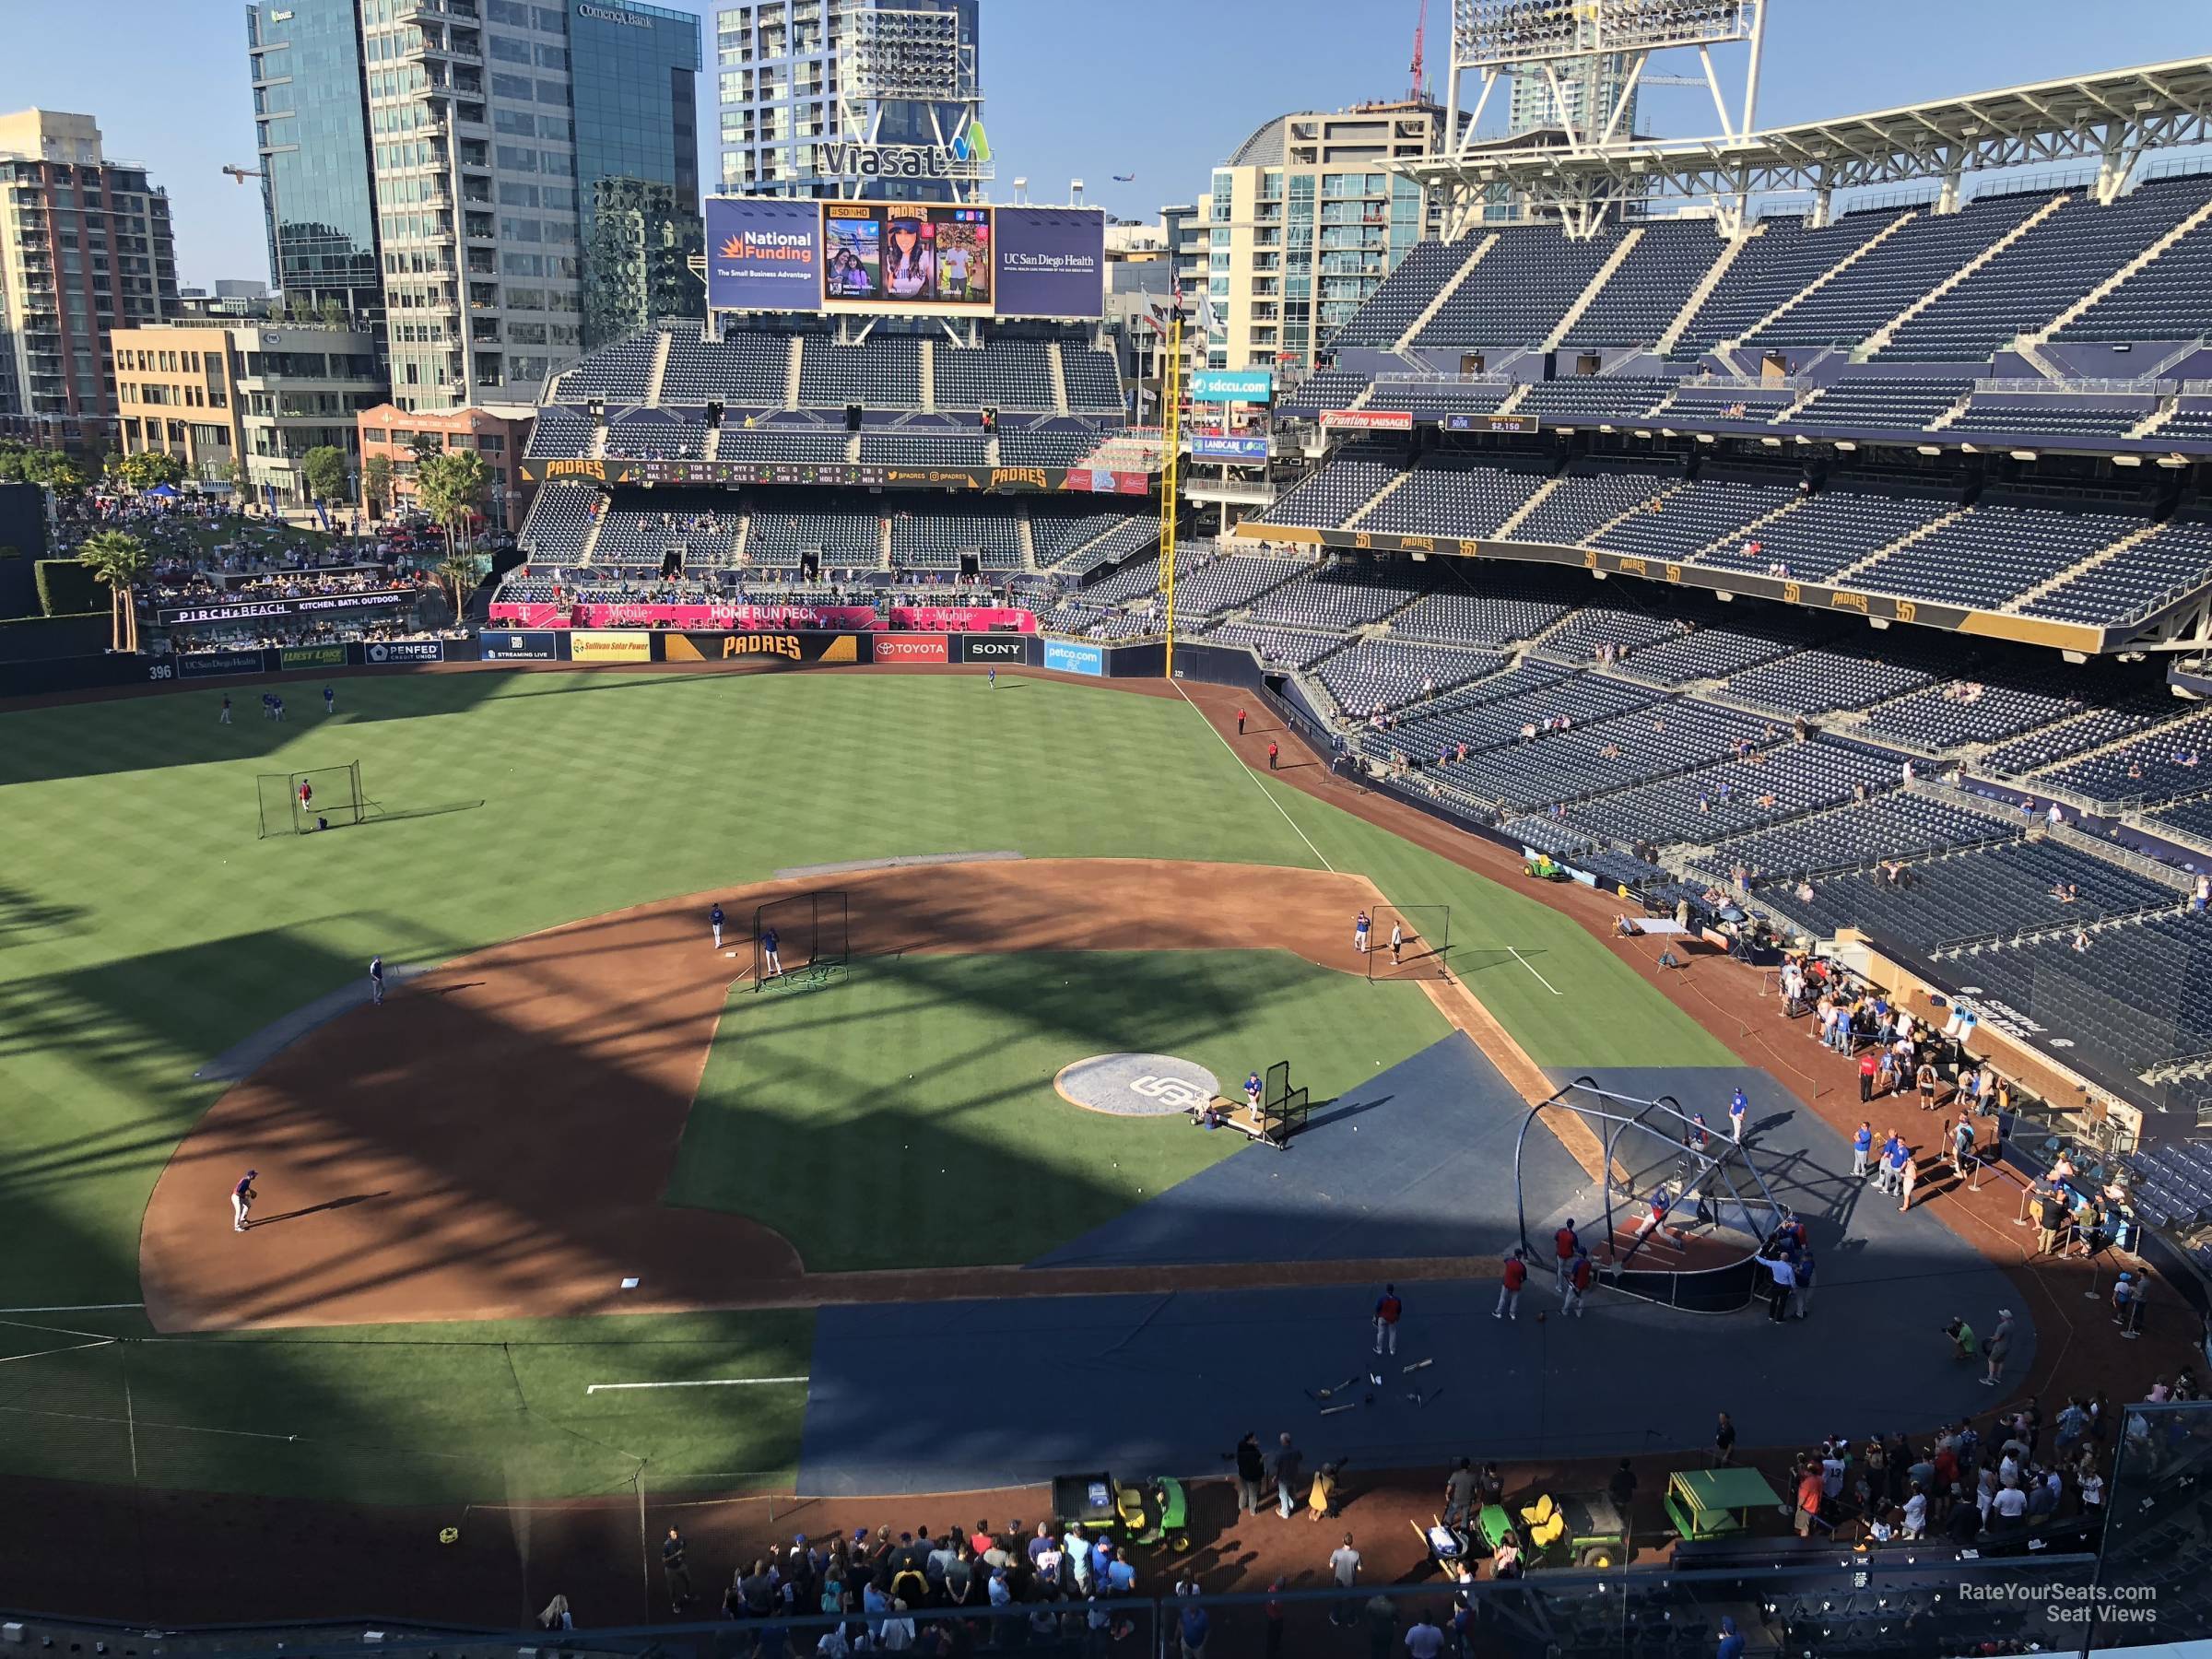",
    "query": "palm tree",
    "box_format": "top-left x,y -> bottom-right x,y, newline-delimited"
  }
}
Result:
417,450 -> 491,618
76,529 -> 151,652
